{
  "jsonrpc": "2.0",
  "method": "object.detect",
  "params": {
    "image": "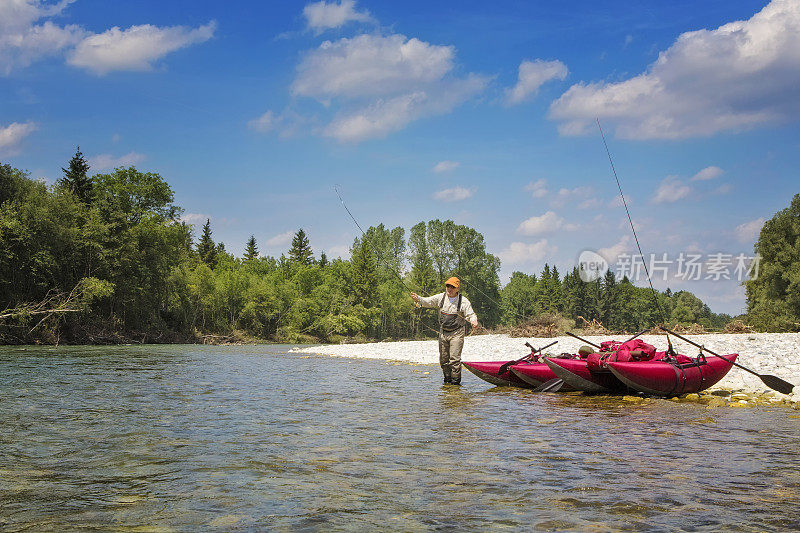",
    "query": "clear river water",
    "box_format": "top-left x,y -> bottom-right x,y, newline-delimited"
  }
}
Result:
1,344 -> 799,531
